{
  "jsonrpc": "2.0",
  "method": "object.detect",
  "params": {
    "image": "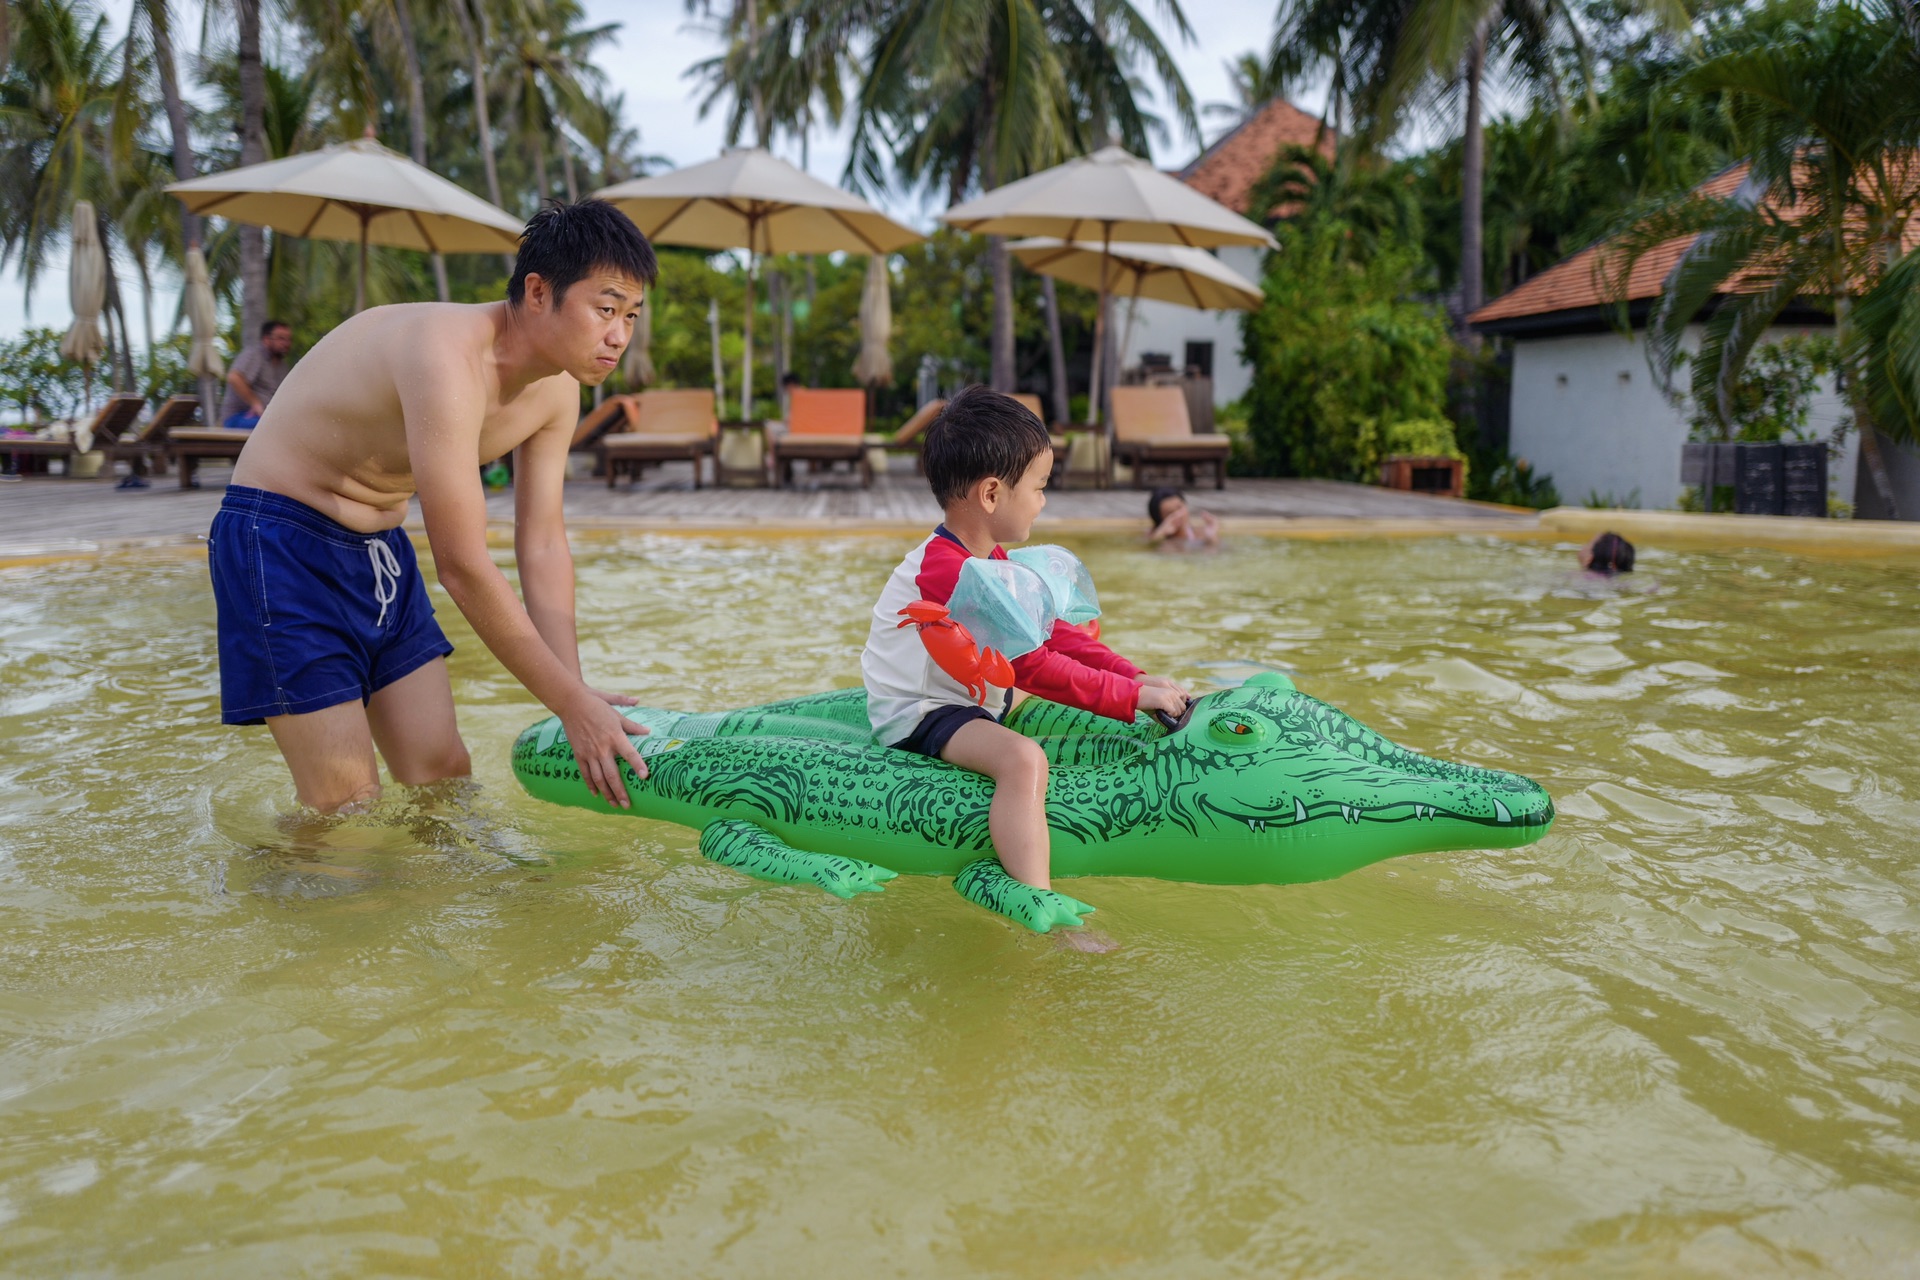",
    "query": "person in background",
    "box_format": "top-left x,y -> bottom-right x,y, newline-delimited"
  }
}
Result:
221,319 -> 294,430
1580,531 -> 1636,575
1147,487 -> 1219,550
